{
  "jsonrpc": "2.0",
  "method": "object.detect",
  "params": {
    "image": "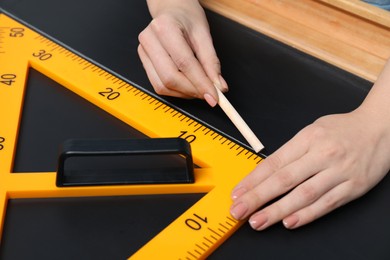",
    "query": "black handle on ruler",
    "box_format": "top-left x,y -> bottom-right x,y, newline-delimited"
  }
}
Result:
56,138 -> 194,187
